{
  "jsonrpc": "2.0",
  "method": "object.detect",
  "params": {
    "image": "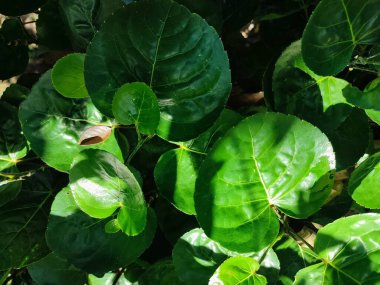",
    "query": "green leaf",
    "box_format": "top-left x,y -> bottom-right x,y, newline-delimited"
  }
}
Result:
0,101 -> 28,172
84,0 -> 231,141
69,149 -> 147,235
112,82 -> 160,135
138,259 -> 182,285
294,213 -> 380,285
195,112 -> 335,253
0,170 -> 55,270
46,188 -> 156,276
343,83 -> 380,111
272,40 -> 369,170
368,45 -> 380,70
1,84 -> 29,106
209,256 -> 267,285
52,53 -> 89,98
0,0 -> 47,16
363,78 -> 380,125
59,0 -> 126,51
88,272 -> 134,285
36,0 -> 71,50
172,228 -> 231,285
155,109 -> 242,215
18,70 -> 123,172
348,152 -> 380,209
28,253 -> 87,285
0,19 -> 29,42
302,0 -> 380,75
0,43 -> 28,80
0,166 -> 22,207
